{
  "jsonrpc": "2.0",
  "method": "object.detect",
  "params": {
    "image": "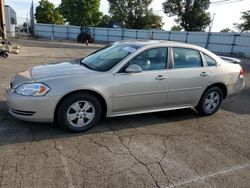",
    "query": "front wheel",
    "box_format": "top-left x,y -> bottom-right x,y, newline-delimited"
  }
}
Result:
57,93 -> 102,132
3,53 -> 8,58
196,87 -> 223,116
0,52 -> 8,58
